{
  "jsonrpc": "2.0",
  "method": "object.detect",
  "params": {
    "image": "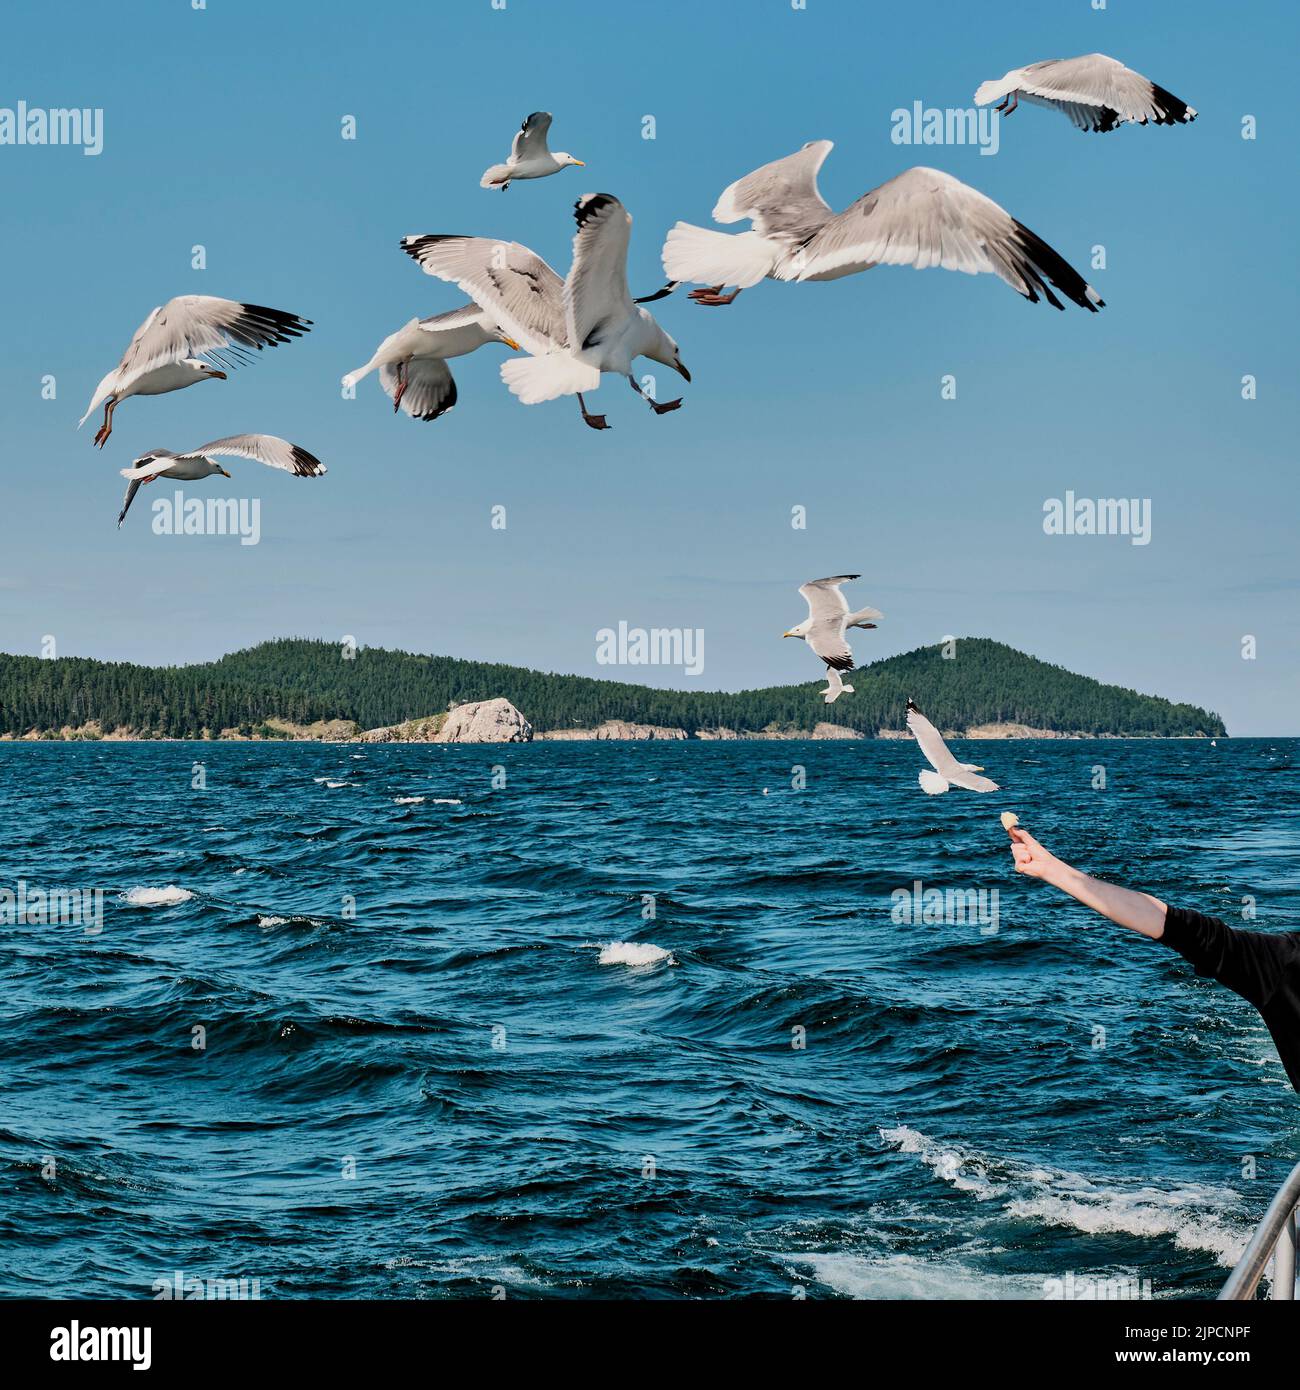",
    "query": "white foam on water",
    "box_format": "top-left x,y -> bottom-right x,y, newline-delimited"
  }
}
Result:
257,915 -> 291,928
880,1124 -> 1006,1199
790,1251 -> 1050,1301
1007,1188 -> 1247,1267
121,886 -> 195,907
429,797 -> 462,805
881,1125 -> 1249,1267
324,780 -> 351,789
394,796 -> 425,805
596,941 -> 674,967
